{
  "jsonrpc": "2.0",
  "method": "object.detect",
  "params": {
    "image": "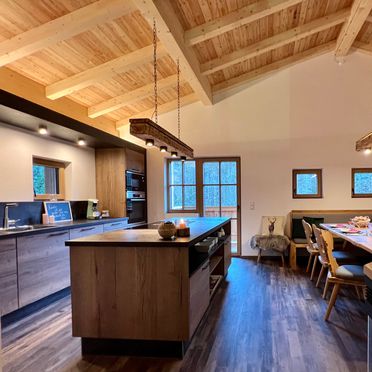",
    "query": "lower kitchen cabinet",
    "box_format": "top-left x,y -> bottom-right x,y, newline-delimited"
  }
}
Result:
0,239 -> 18,316
17,230 -> 70,307
70,225 -> 104,239
103,220 -> 128,232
